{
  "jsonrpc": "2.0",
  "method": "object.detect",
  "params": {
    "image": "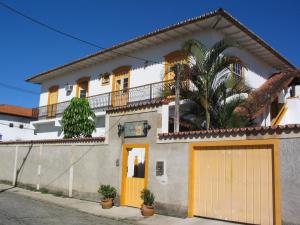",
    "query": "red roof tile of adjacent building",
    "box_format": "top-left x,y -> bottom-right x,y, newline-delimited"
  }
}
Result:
0,104 -> 38,119
235,69 -> 300,119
